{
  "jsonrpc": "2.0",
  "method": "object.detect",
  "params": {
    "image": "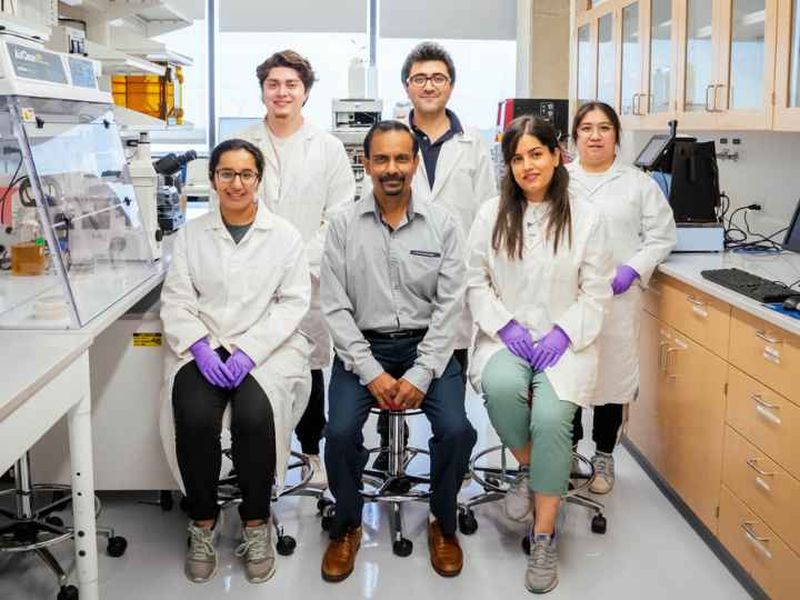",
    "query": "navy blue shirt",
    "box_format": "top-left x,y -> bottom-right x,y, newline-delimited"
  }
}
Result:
409,109 -> 464,190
